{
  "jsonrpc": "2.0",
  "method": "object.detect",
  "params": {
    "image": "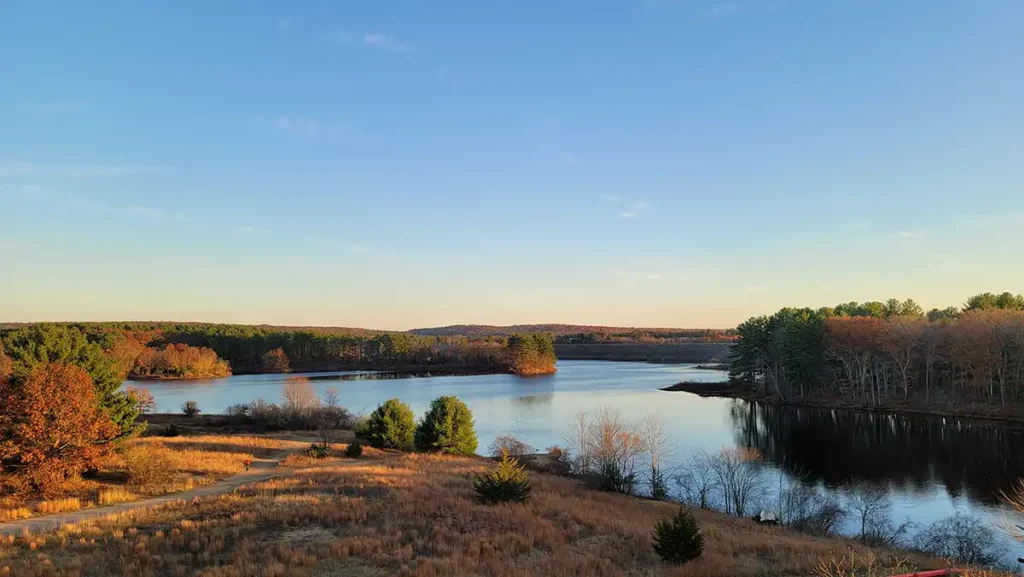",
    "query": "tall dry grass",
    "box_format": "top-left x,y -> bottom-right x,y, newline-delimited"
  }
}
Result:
0,450 -> 986,577
0,435 -> 309,522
